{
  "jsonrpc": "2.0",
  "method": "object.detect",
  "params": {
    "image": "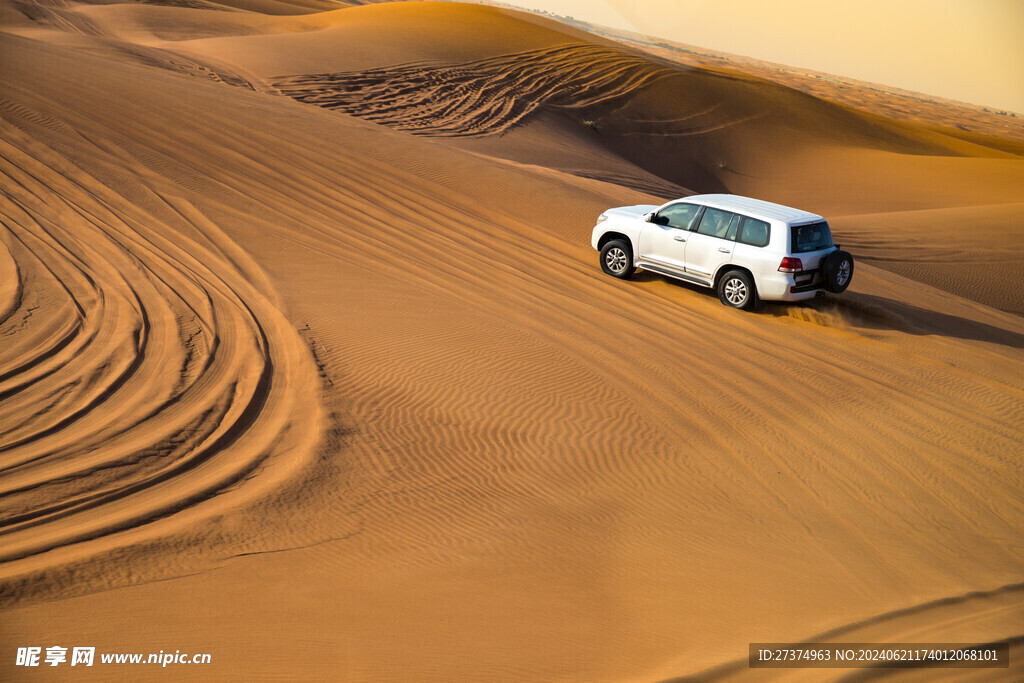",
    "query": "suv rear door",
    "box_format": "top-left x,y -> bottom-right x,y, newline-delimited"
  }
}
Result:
684,207 -> 736,282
